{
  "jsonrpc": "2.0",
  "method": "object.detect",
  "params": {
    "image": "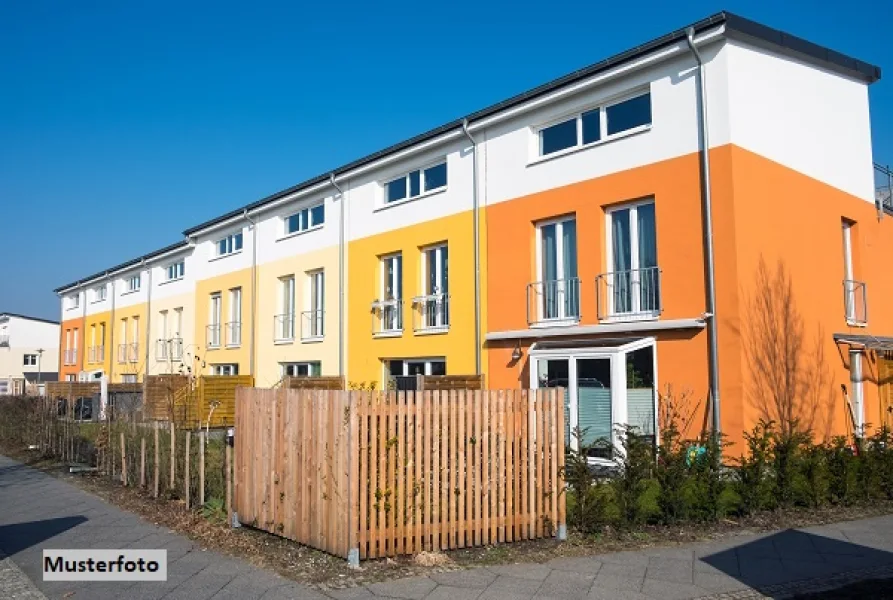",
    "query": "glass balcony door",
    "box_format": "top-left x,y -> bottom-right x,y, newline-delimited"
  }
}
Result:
606,202 -> 658,317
